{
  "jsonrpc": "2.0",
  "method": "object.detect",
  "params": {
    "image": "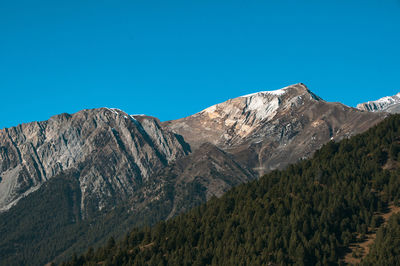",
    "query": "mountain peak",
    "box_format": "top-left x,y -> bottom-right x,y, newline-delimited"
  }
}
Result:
240,87 -> 288,98
357,92 -> 400,113
200,83 -> 322,122
164,84 -> 332,151
239,83 -> 322,102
